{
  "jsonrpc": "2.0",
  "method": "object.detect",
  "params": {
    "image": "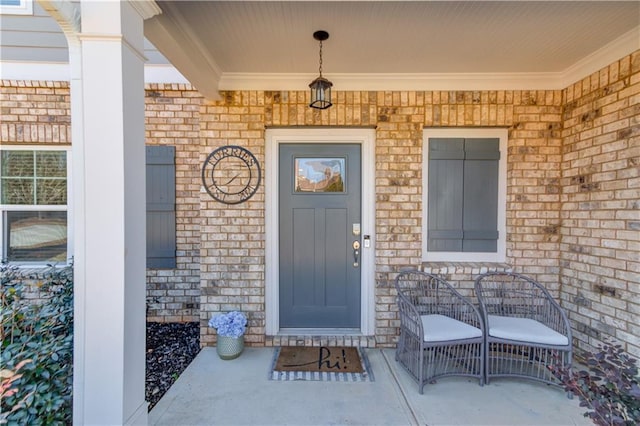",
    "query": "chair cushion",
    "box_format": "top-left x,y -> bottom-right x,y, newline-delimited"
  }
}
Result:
420,314 -> 482,342
488,315 -> 569,346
